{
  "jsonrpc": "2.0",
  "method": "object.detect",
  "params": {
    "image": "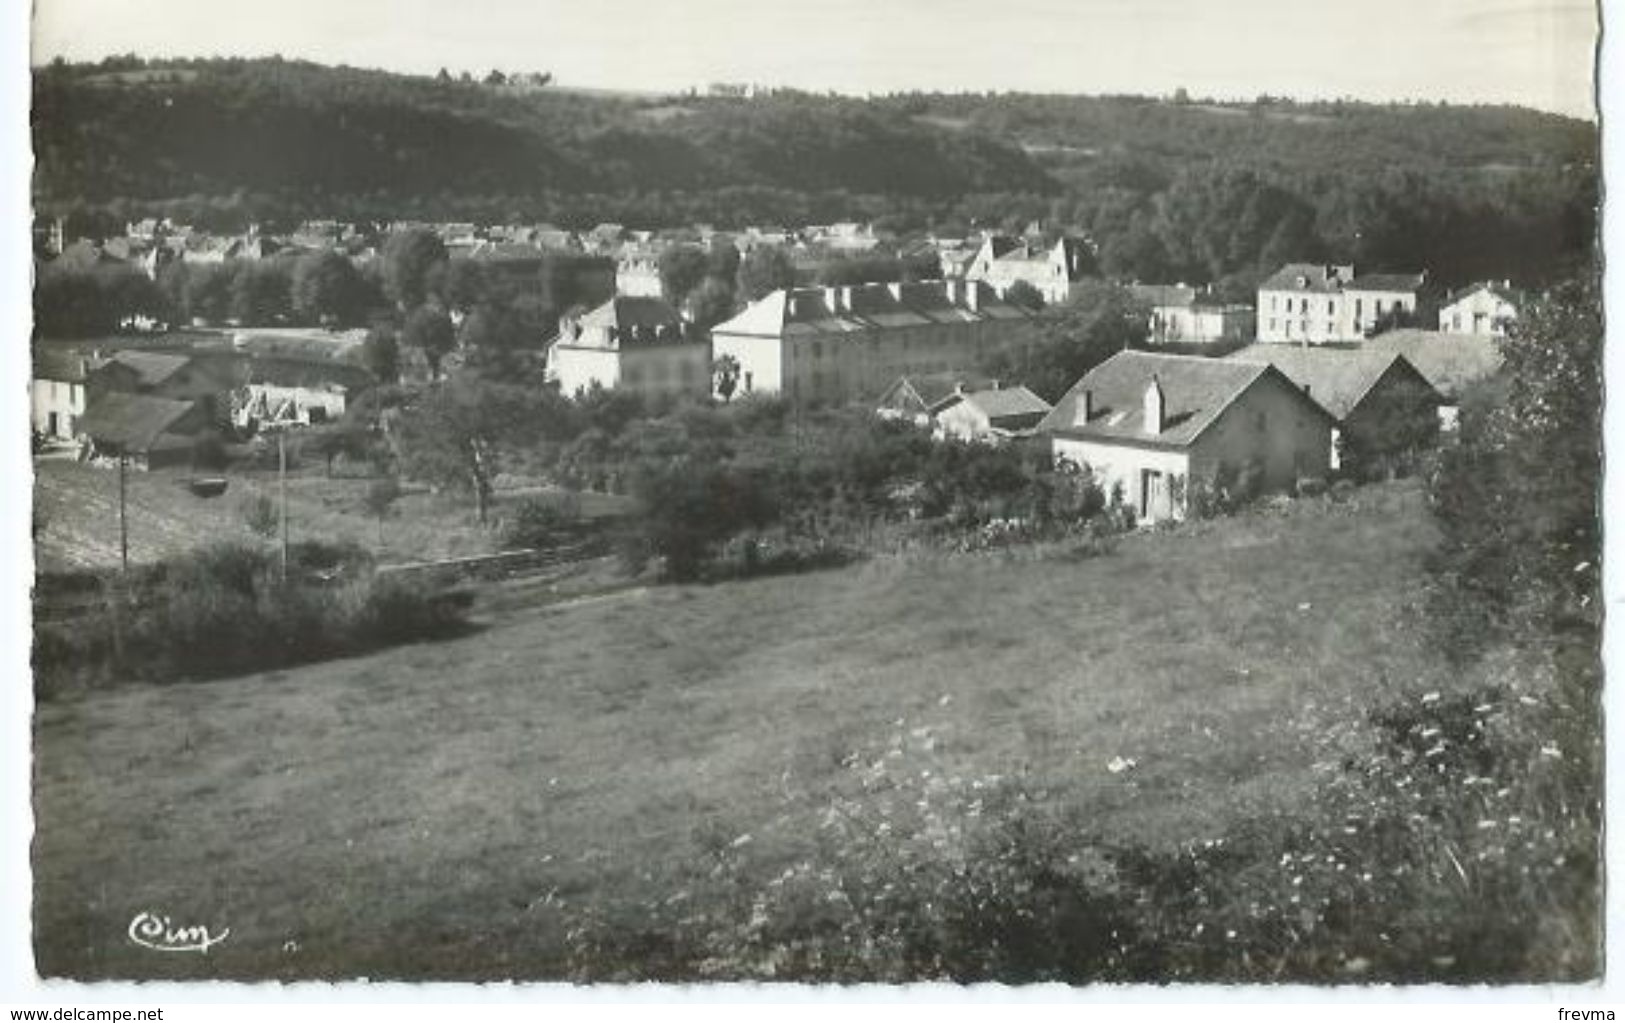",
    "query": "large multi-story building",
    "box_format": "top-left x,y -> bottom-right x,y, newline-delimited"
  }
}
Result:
710,280 -> 1040,405
1256,264 -> 1429,344
546,296 -> 711,400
